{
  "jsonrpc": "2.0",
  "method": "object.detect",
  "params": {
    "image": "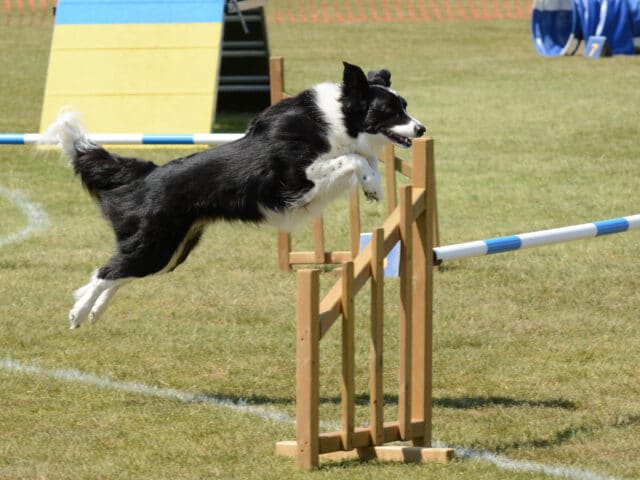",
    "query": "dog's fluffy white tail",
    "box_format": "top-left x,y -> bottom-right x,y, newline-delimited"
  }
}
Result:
42,109 -> 98,163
